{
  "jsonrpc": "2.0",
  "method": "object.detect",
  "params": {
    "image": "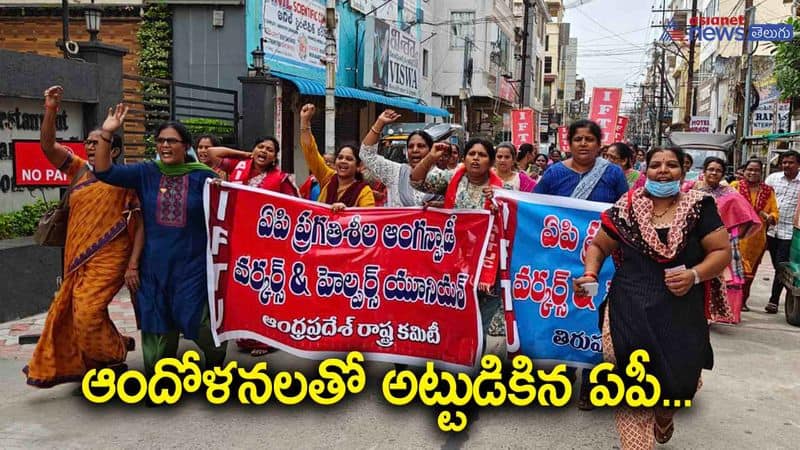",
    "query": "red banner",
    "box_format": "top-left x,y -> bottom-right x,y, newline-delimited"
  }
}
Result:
588,88 -> 622,146
613,116 -> 629,143
557,126 -> 570,153
205,182 -> 492,369
12,140 -> 87,187
511,109 -> 535,148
